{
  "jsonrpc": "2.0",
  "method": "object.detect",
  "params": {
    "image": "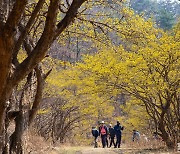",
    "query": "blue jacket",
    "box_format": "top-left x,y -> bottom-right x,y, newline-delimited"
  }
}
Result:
92,128 -> 99,137
114,124 -> 123,136
109,127 -> 116,137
